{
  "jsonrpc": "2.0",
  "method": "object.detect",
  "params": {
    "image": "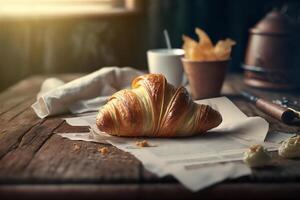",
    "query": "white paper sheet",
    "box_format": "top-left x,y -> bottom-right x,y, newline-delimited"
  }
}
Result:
168,162 -> 251,192
58,96 -> 276,191
58,131 -> 108,144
